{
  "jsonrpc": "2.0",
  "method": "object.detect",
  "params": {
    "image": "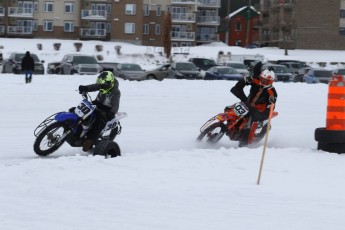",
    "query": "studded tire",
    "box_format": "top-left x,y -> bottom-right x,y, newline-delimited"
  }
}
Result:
93,140 -> 121,158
